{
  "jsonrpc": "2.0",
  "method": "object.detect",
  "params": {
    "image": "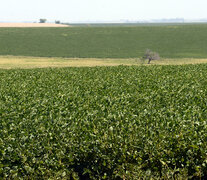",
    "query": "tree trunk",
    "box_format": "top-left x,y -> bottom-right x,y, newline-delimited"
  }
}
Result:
148,58 -> 151,64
